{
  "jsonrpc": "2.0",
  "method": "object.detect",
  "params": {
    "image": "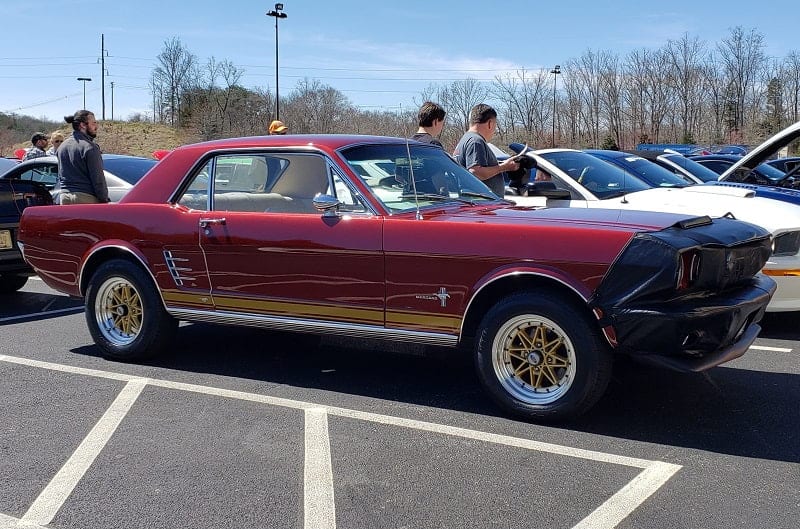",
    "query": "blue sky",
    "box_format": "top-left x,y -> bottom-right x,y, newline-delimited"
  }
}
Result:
1,0 -> 797,122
